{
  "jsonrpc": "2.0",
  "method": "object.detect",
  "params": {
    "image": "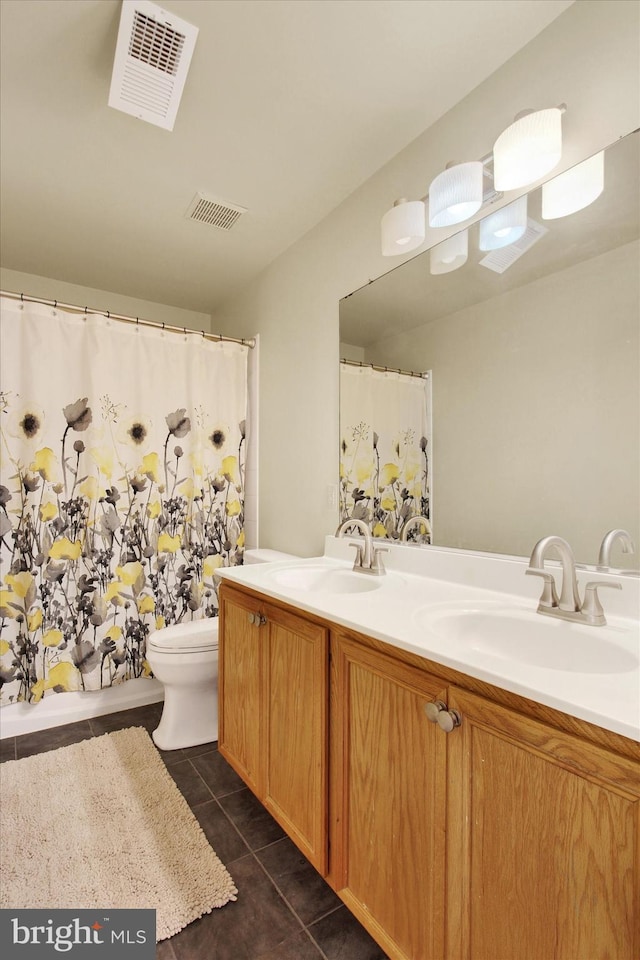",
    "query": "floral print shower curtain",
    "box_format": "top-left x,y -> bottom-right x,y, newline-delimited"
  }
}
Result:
339,363 -> 431,541
0,297 -> 248,703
